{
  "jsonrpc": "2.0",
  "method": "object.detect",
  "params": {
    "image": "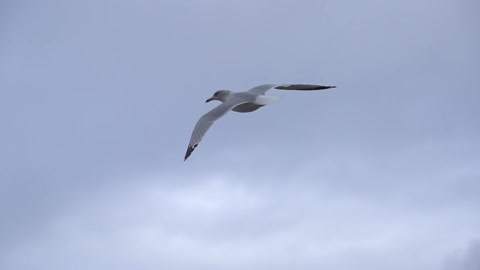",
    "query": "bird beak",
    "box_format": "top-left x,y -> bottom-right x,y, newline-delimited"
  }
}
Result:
206,97 -> 213,103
